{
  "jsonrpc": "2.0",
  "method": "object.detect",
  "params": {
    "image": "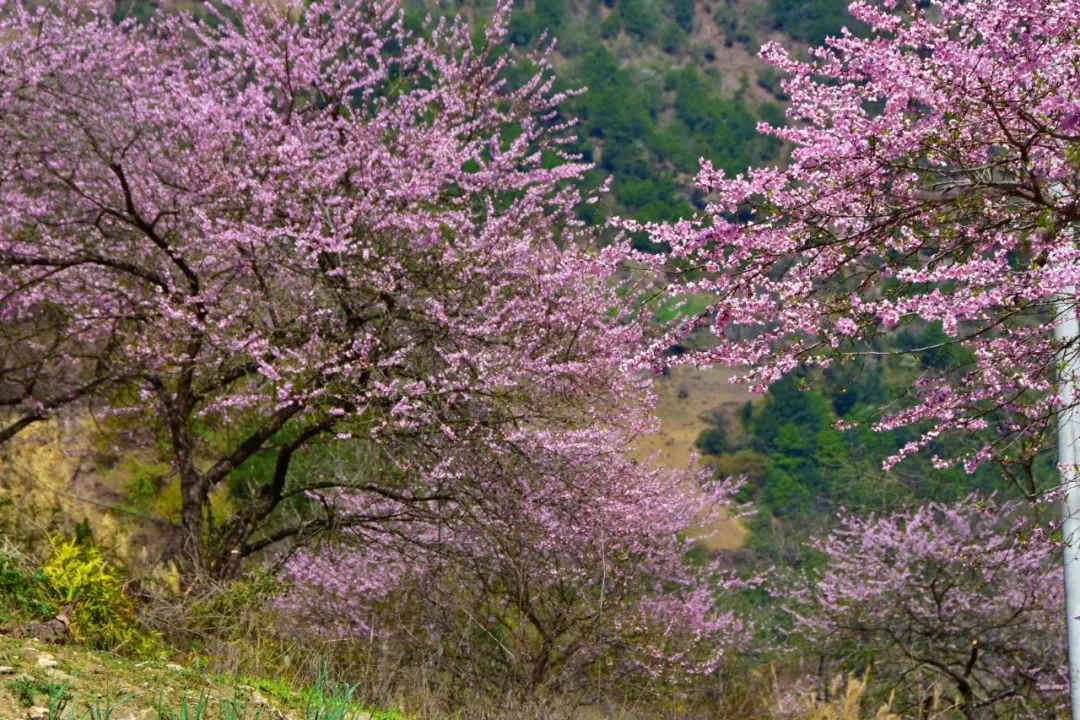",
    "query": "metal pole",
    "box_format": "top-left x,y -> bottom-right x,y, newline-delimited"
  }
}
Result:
1055,290 -> 1080,720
